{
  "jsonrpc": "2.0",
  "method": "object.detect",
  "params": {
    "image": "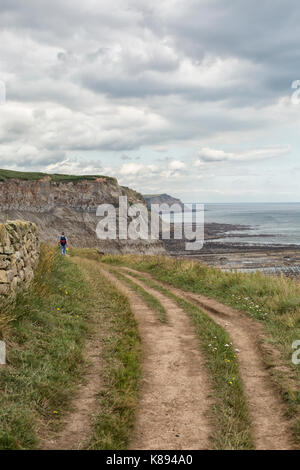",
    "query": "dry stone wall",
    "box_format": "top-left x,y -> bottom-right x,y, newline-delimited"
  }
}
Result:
0,220 -> 40,298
